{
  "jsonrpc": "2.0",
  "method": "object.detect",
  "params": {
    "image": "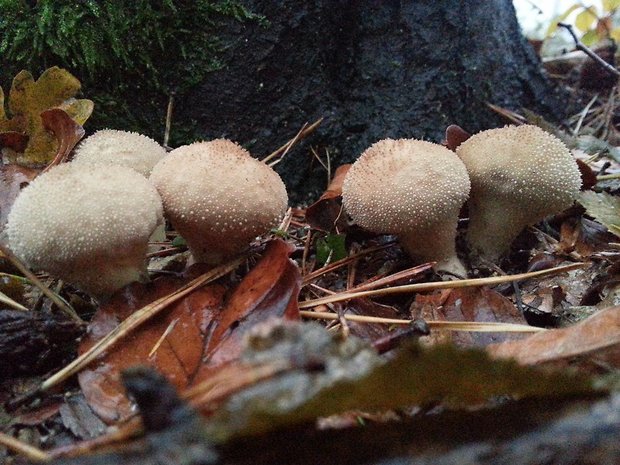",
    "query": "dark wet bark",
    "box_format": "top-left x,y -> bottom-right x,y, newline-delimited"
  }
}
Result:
180,0 -> 567,202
